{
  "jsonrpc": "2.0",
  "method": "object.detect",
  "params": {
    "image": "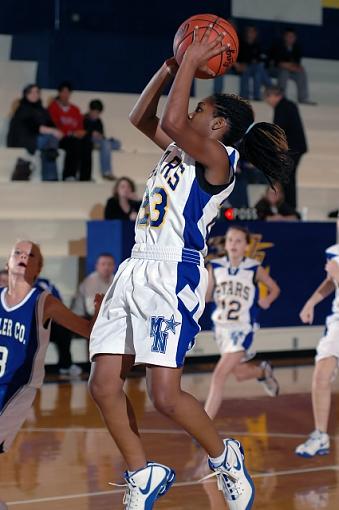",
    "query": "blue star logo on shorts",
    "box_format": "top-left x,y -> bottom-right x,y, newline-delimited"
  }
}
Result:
164,315 -> 181,334
150,315 -> 181,354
